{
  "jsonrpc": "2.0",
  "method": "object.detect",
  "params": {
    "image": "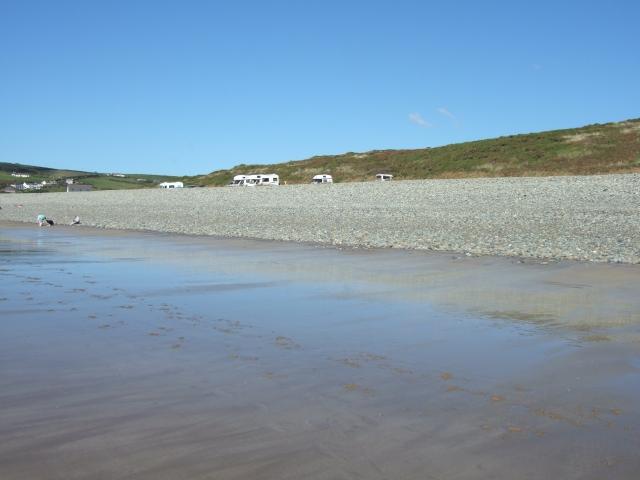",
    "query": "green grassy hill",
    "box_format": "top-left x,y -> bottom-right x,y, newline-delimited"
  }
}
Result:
0,163 -> 179,192
4,118 -> 639,191
188,118 -> 640,186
